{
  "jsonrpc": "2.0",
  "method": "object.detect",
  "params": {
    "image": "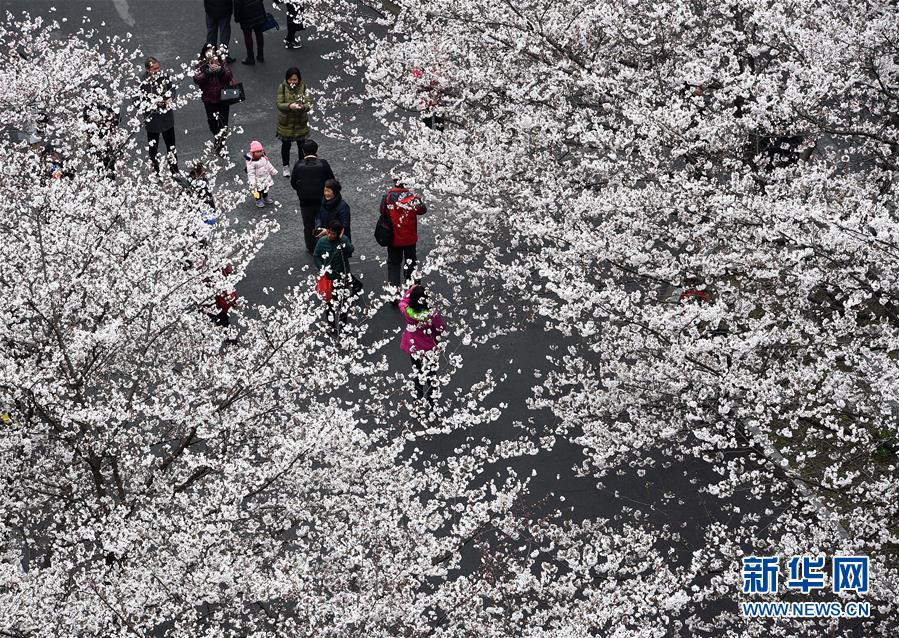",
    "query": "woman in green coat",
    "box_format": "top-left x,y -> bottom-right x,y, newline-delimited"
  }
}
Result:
276,66 -> 311,176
